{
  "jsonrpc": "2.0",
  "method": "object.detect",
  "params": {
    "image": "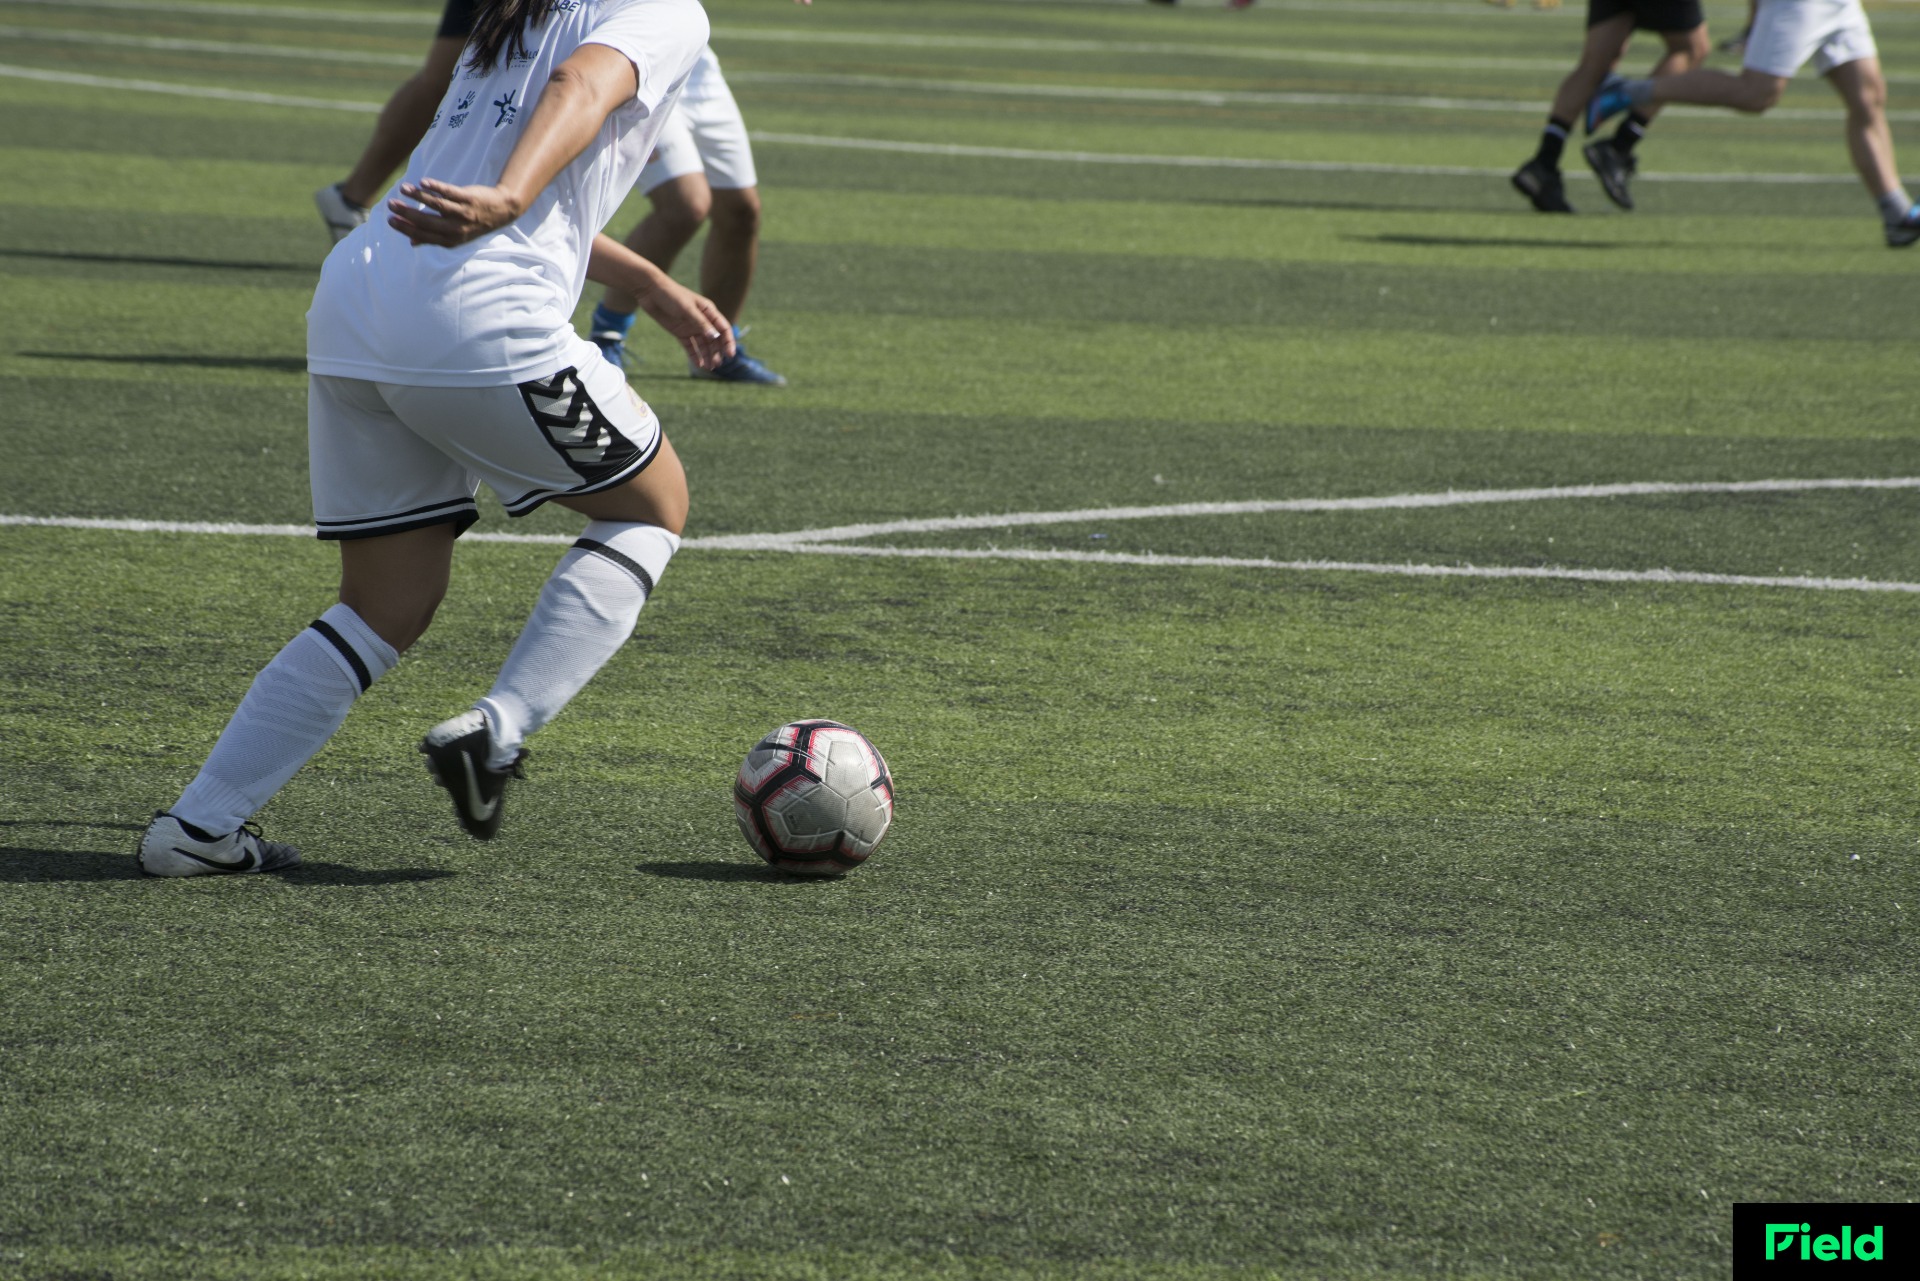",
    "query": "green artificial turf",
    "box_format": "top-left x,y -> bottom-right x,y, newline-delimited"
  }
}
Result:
3,2 -> 1918,1279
